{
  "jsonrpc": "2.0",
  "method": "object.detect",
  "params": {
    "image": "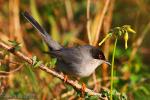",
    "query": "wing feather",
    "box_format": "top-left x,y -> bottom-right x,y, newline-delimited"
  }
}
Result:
50,47 -> 82,64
